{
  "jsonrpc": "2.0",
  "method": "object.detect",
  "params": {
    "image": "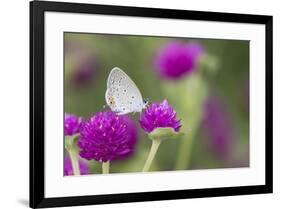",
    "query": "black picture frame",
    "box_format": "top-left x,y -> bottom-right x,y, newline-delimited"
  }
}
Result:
30,0 -> 273,208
